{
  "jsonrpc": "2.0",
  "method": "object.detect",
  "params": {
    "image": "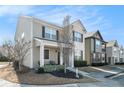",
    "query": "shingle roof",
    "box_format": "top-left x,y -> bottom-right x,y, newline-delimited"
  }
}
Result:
106,40 -> 118,47
85,31 -> 97,38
